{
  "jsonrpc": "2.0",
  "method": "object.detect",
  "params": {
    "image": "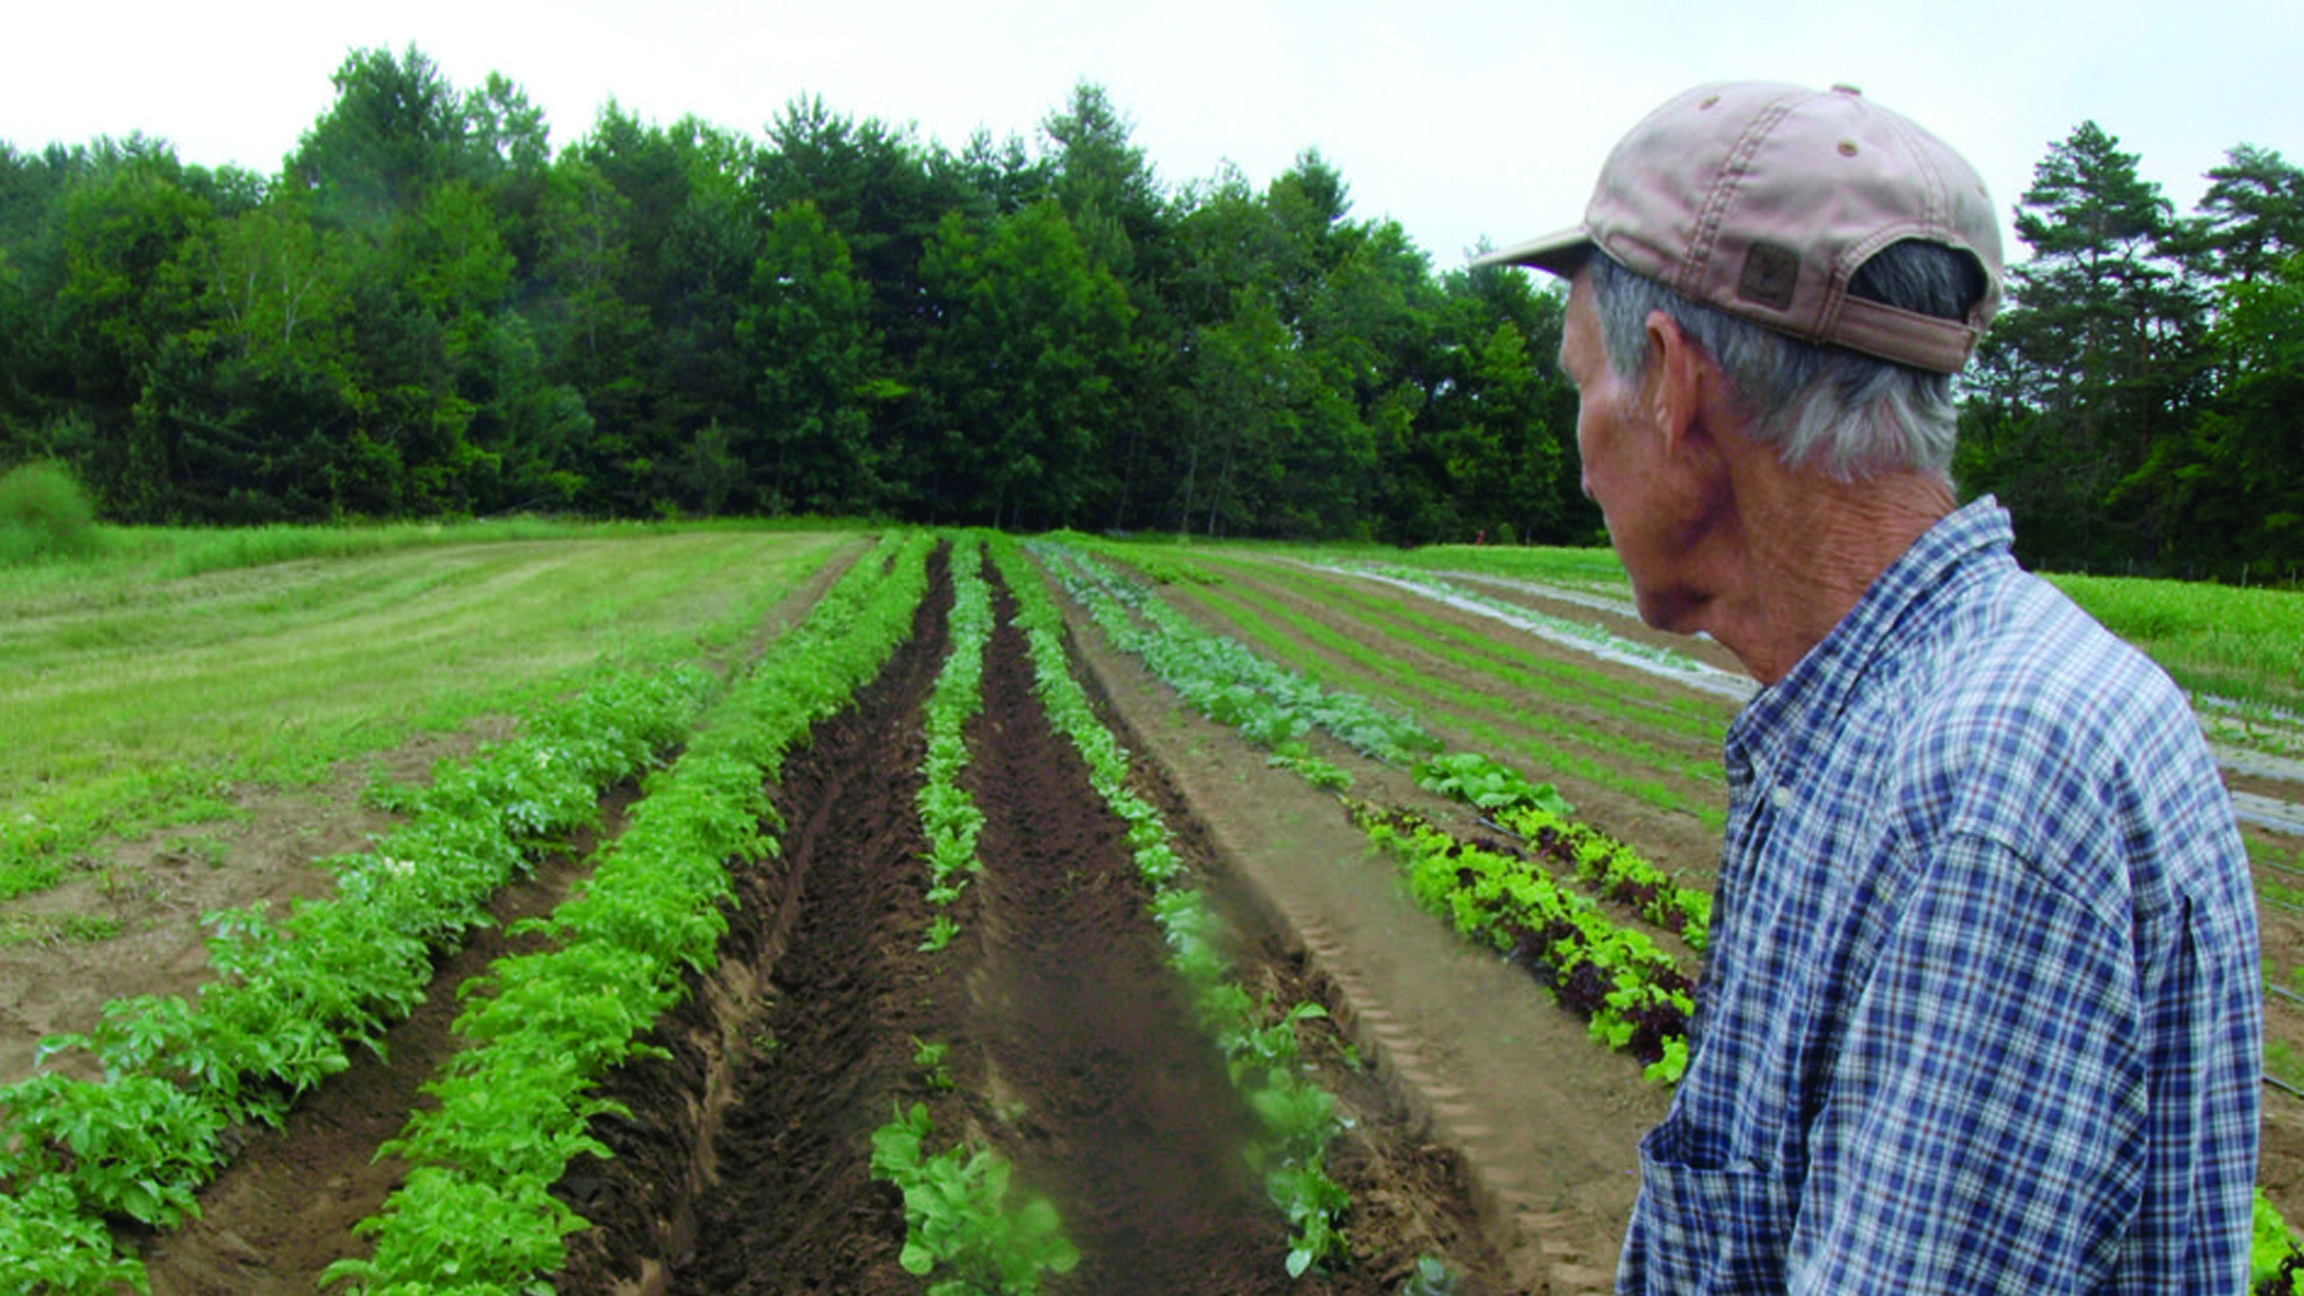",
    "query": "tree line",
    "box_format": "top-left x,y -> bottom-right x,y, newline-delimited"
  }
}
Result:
0,47 -> 2296,572
1965,125 -> 2303,579
0,46 -> 1581,546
